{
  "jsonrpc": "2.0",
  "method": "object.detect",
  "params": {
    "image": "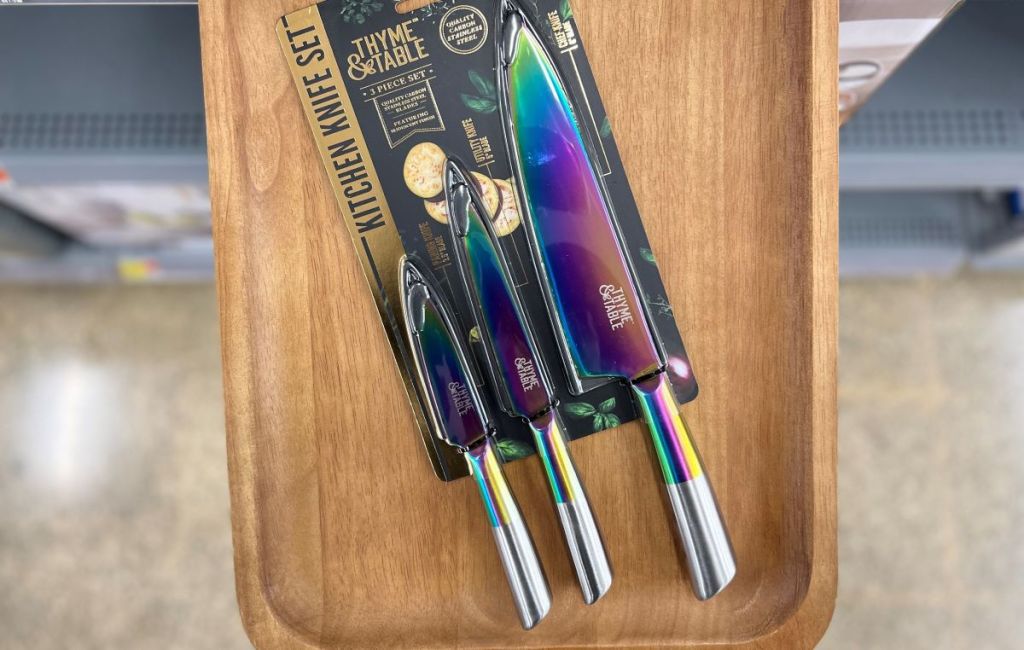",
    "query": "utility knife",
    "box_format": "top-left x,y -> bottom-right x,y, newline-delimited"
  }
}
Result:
446,157 -> 612,605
